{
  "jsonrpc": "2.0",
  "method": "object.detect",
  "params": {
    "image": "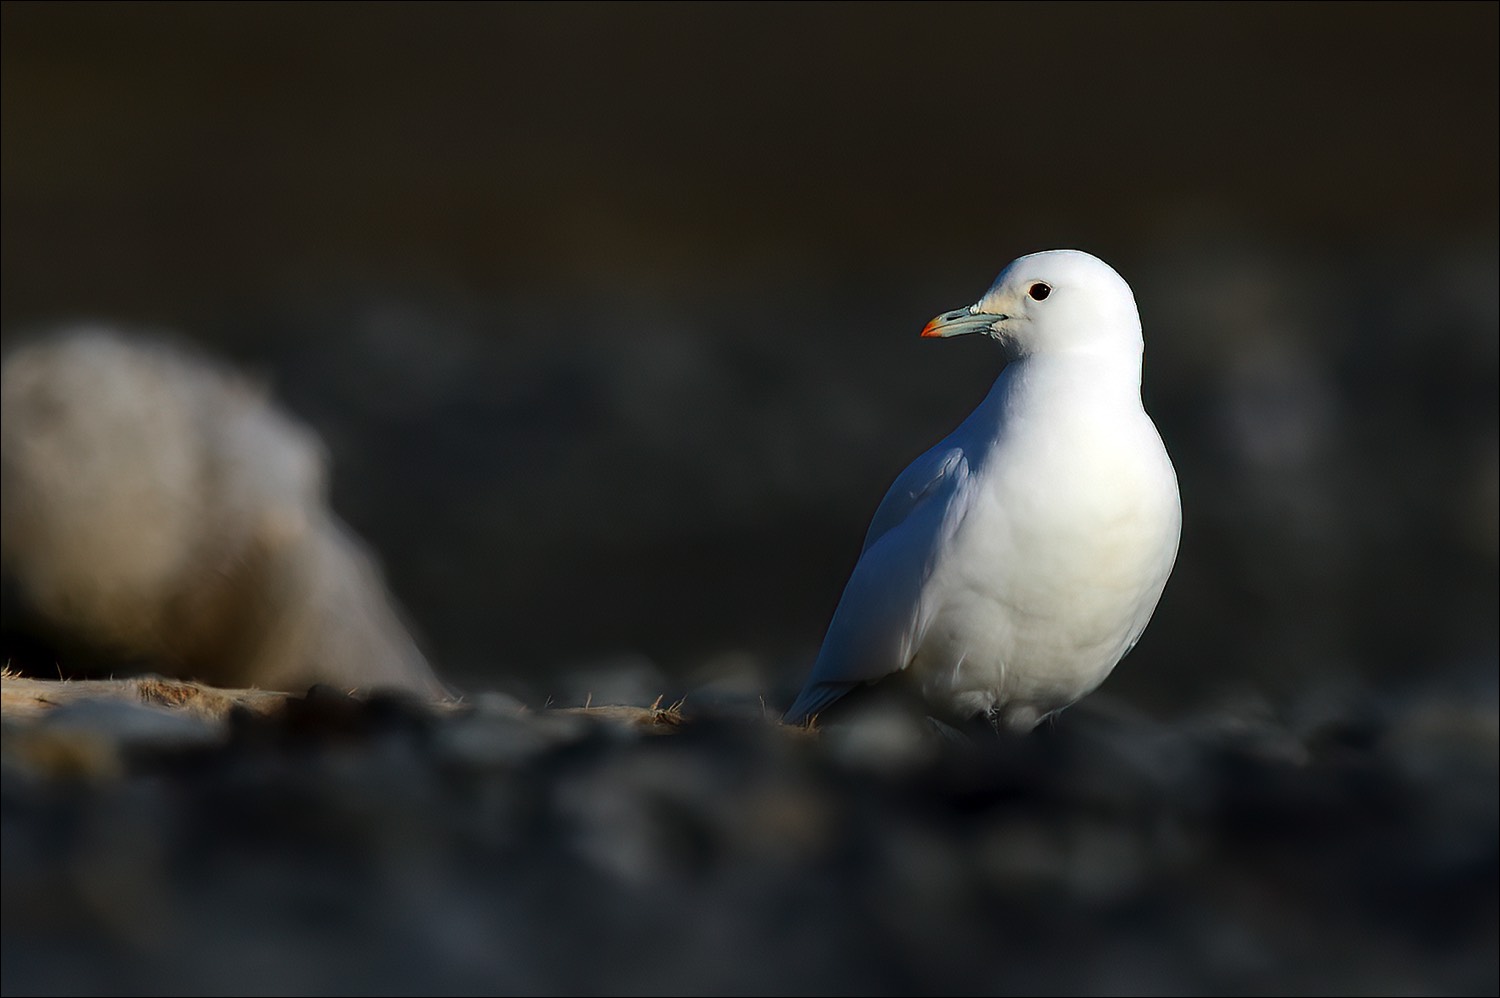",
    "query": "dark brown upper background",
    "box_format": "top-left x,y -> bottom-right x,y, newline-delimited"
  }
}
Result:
3,3 -> 1496,706
3,4 -> 1494,313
